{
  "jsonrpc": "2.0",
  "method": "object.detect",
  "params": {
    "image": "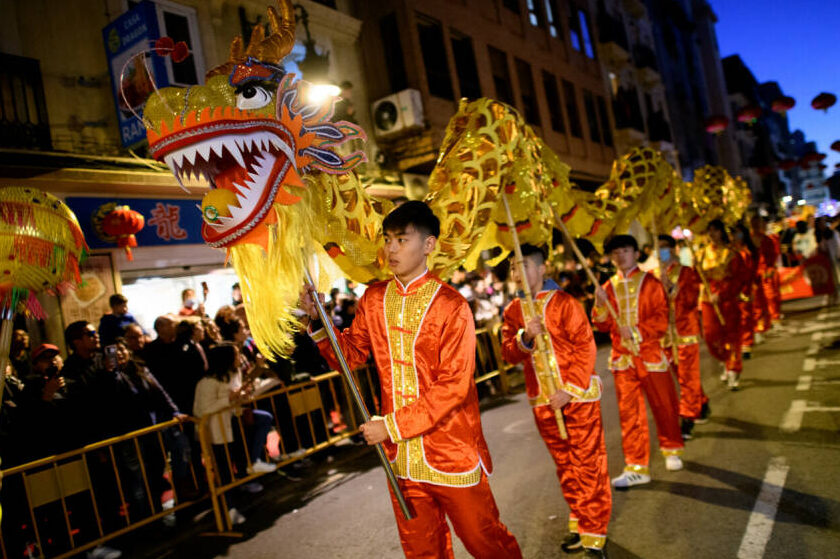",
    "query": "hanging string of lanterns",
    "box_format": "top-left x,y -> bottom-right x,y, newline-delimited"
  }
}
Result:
811,92 -> 837,112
